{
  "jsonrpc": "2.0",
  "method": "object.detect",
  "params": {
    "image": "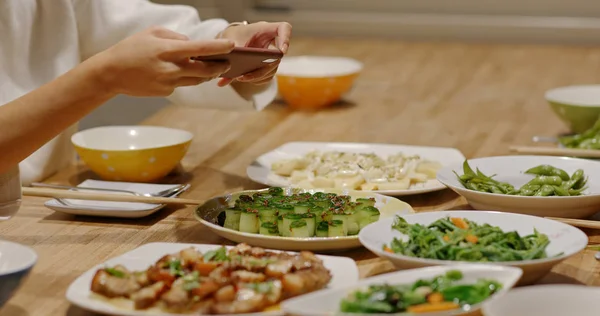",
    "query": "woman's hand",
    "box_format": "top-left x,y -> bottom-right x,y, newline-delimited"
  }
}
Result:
217,21 -> 292,87
92,26 -> 235,96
